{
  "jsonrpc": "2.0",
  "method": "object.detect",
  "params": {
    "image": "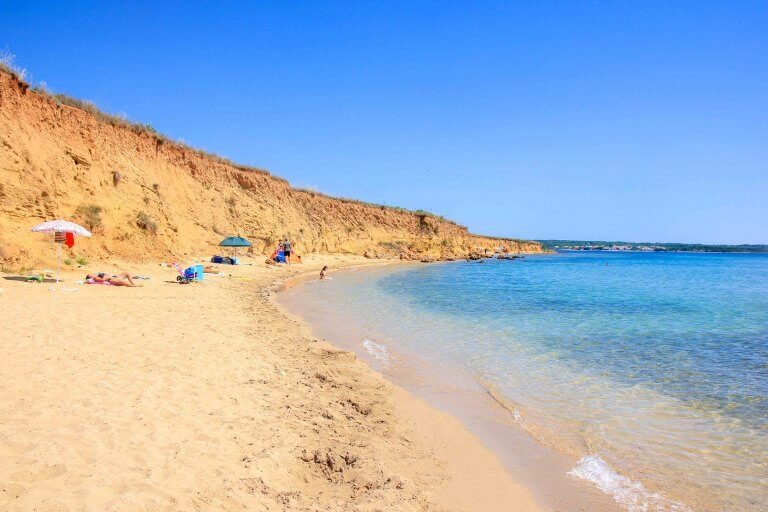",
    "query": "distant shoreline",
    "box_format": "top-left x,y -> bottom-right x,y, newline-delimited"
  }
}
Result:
554,248 -> 768,254
538,240 -> 768,253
